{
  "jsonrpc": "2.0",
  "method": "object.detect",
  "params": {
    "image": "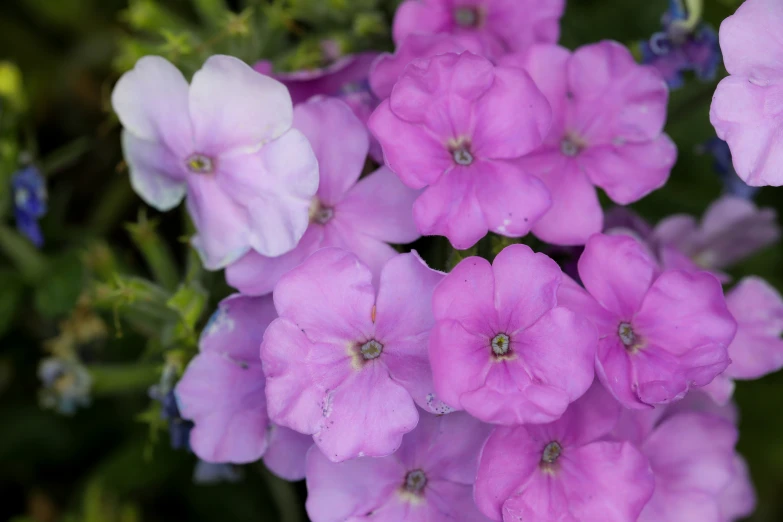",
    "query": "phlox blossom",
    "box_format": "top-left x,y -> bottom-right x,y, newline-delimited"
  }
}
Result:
261,249 -> 445,462
175,295 -> 312,479
112,55 -> 318,269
